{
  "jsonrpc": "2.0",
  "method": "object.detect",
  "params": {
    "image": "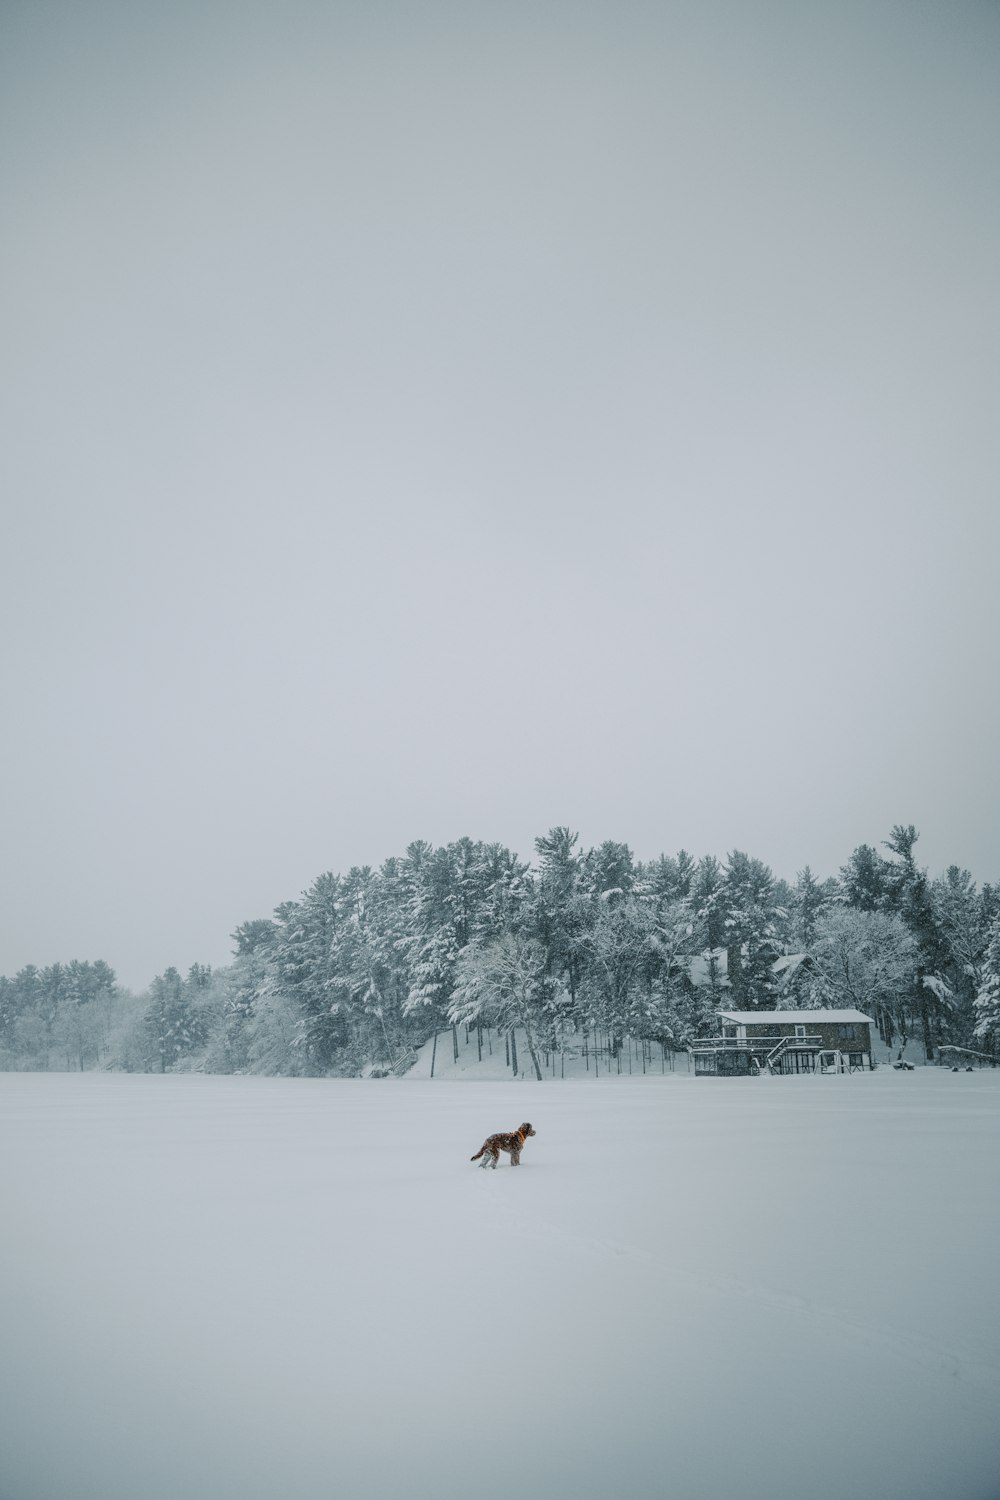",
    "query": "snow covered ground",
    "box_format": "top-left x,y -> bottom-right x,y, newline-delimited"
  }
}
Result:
2,1068 -> 999,1500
